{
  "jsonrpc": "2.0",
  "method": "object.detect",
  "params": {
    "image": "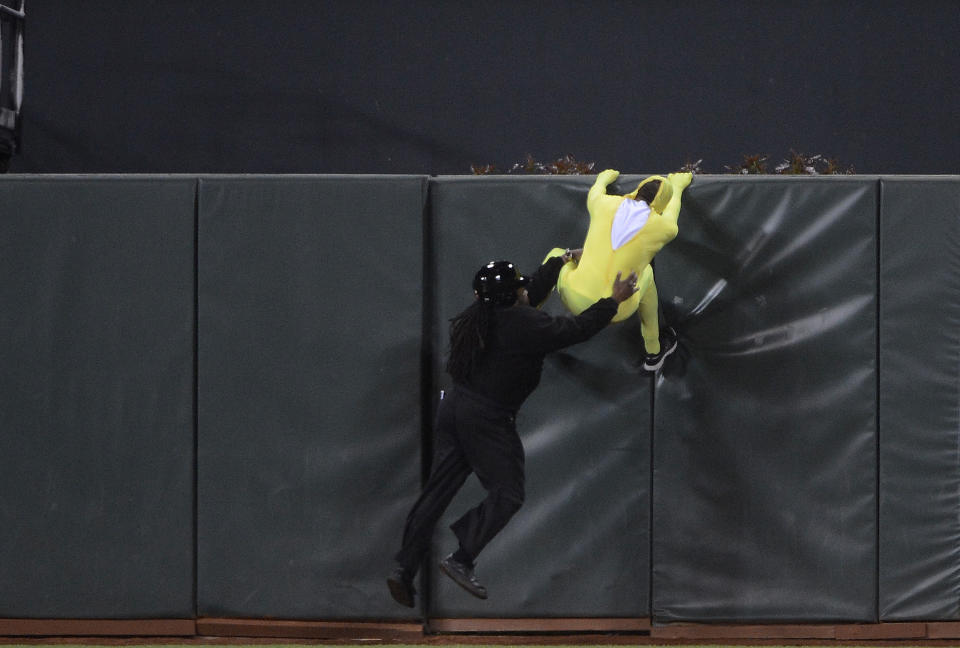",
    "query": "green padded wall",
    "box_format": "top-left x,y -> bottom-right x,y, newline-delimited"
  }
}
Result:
652,177 -> 879,622
196,176 -> 427,619
4,173 -> 960,624
0,177 -> 196,617
879,177 -> 960,620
